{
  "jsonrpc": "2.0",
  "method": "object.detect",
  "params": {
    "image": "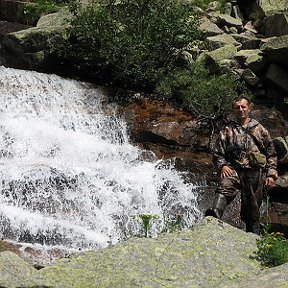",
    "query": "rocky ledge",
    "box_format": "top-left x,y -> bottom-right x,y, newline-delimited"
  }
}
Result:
1,216 -> 288,288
